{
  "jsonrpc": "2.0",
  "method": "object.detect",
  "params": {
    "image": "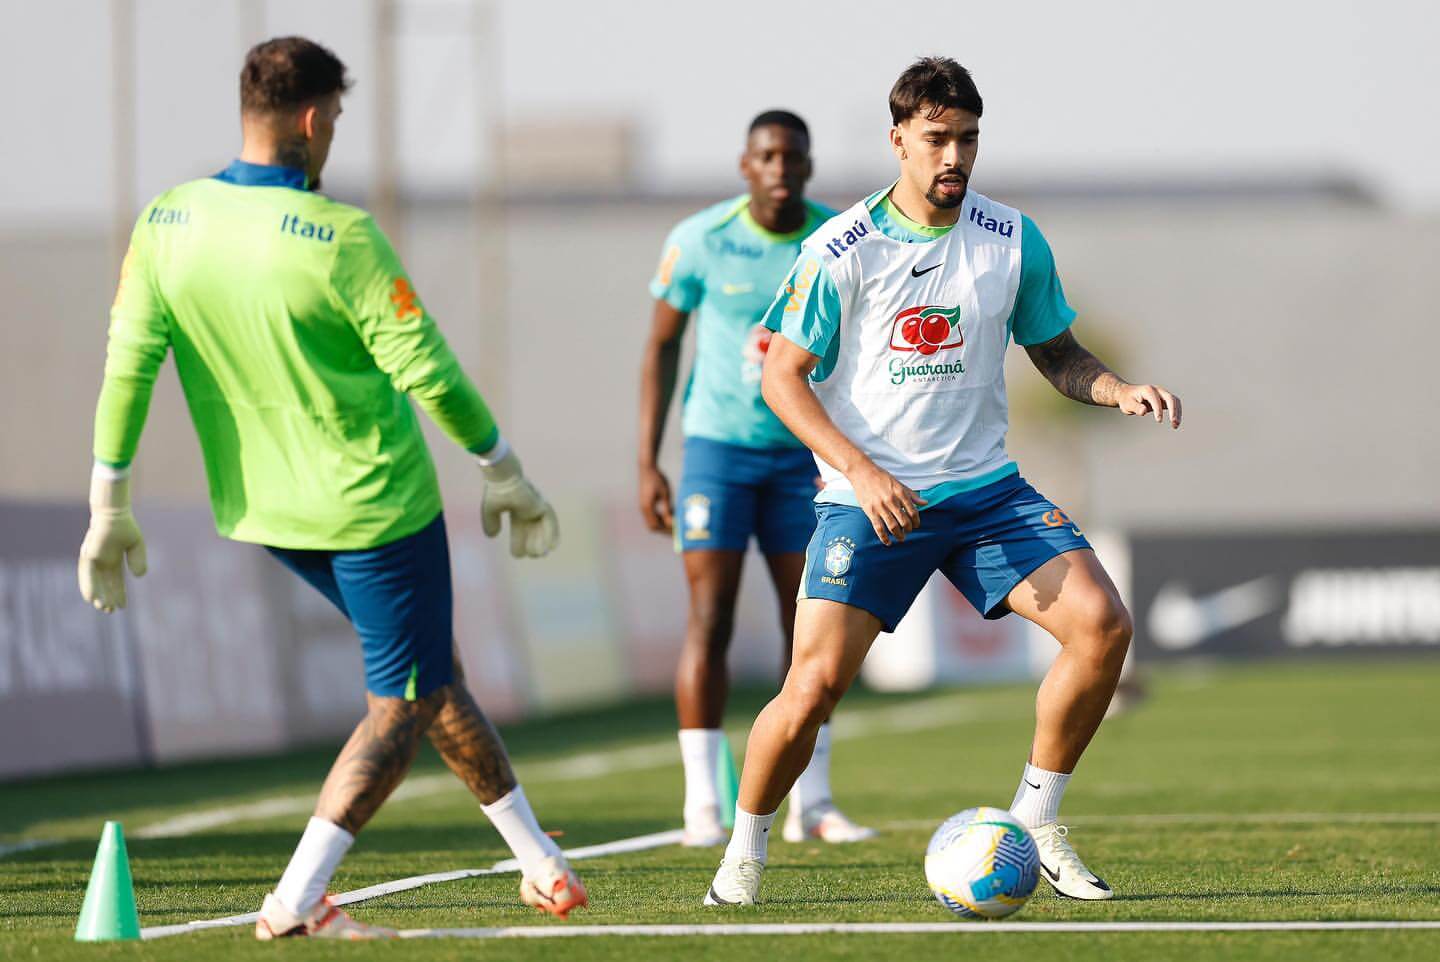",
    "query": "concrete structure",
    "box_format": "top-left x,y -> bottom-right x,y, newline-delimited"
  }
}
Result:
6,188 -> 1436,525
